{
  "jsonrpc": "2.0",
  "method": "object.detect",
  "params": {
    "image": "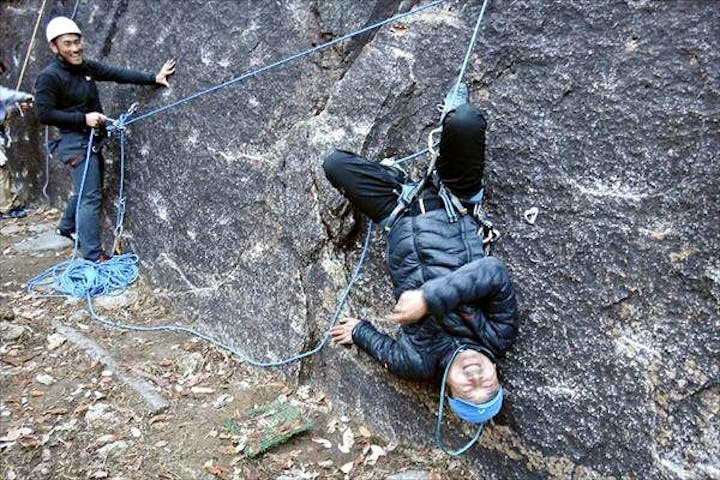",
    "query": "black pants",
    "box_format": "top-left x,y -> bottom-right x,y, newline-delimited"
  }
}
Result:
323,103 -> 487,223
